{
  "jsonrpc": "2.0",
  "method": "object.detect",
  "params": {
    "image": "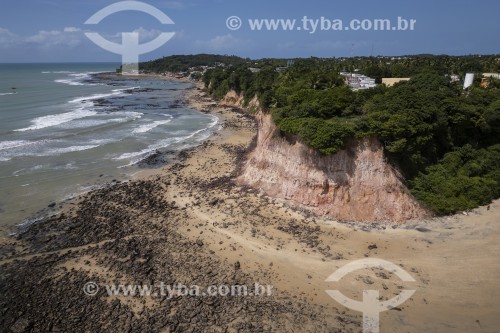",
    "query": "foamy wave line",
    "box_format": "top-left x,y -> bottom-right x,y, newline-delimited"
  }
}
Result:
114,136 -> 186,166
14,108 -> 98,132
132,119 -> 172,134
1,144 -> 100,162
116,115 -> 220,167
69,87 -> 137,104
110,111 -> 143,118
180,114 -> 219,143
54,72 -> 102,86
0,92 -> 16,96
0,140 -> 32,151
13,217 -> 46,236
55,79 -> 86,86
14,88 -> 138,132
42,71 -> 76,74
56,111 -> 143,131
60,184 -> 108,204
12,164 -> 46,176
11,161 -> 76,178
36,145 -> 100,156
0,140 -> 51,162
